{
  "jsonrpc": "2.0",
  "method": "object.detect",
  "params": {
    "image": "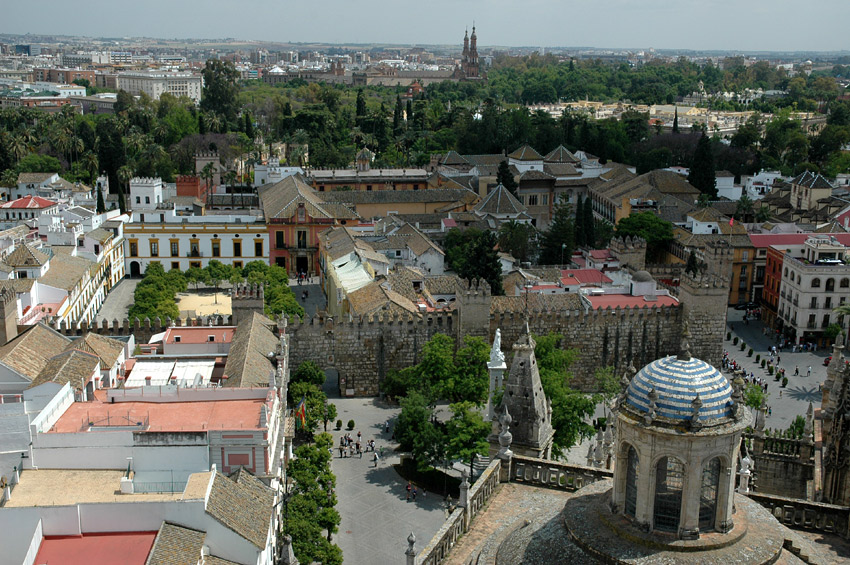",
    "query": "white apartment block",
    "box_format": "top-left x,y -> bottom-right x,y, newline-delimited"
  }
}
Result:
776,235 -> 850,345
116,71 -> 203,104
124,210 -> 268,276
